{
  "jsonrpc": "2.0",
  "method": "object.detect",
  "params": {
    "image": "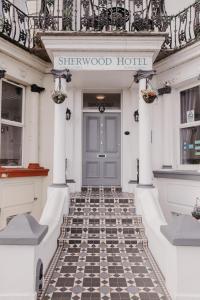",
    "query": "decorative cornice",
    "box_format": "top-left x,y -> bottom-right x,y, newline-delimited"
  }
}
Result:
31,84 -> 45,93
155,40 -> 200,74
134,70 -> 156,83
0,38 -> 50,74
